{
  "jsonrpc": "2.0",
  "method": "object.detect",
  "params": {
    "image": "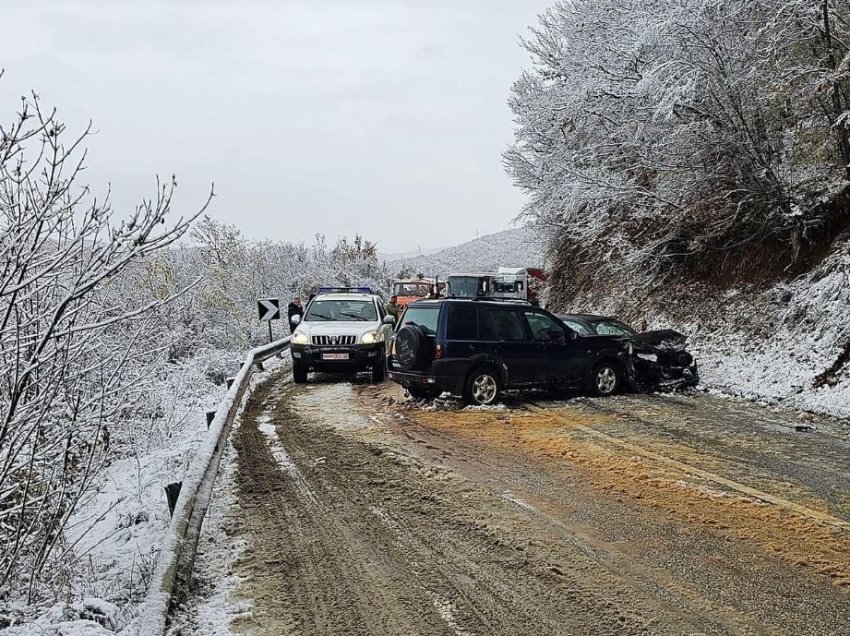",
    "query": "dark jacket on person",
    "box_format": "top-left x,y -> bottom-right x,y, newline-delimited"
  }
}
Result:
287,302 -> 304,332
